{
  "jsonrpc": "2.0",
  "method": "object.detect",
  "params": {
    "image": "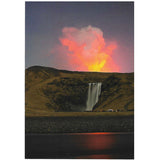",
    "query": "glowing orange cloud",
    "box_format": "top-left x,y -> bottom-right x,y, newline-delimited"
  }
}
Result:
59,25 -> 119,72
